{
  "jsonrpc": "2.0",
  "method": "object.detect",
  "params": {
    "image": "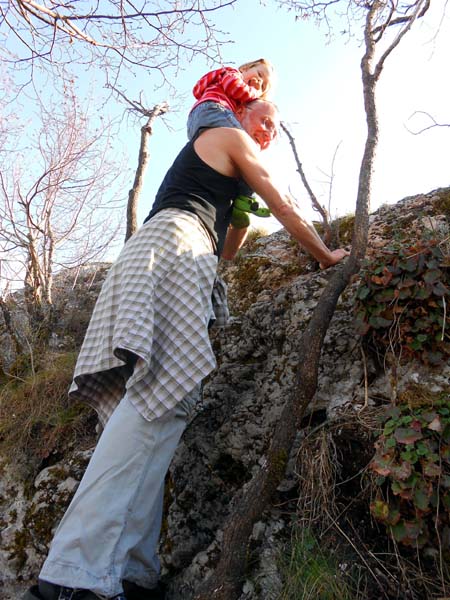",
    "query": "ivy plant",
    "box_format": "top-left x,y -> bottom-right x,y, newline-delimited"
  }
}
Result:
354,236 -> 450,365
370,397 -> 450,551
